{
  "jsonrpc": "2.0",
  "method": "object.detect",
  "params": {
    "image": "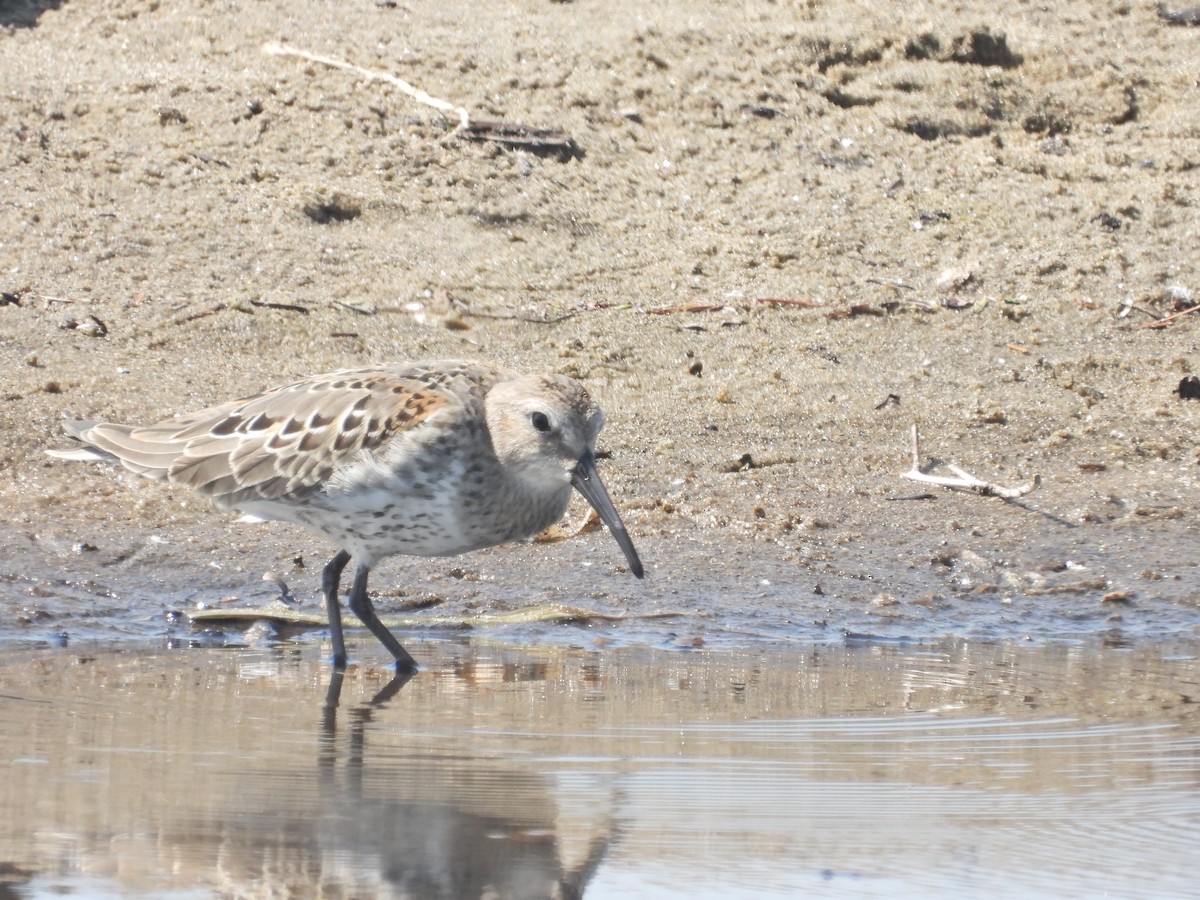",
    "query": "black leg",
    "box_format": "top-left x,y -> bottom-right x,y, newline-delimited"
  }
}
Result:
322,550 -> 352,668
345,562 -> 419,672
